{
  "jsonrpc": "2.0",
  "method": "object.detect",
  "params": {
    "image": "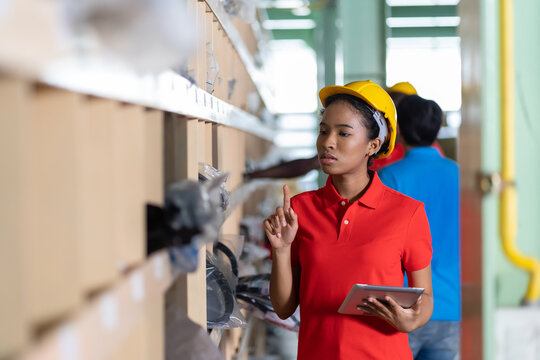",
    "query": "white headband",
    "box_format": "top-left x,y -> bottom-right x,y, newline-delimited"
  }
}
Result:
372,111 -> 388,154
